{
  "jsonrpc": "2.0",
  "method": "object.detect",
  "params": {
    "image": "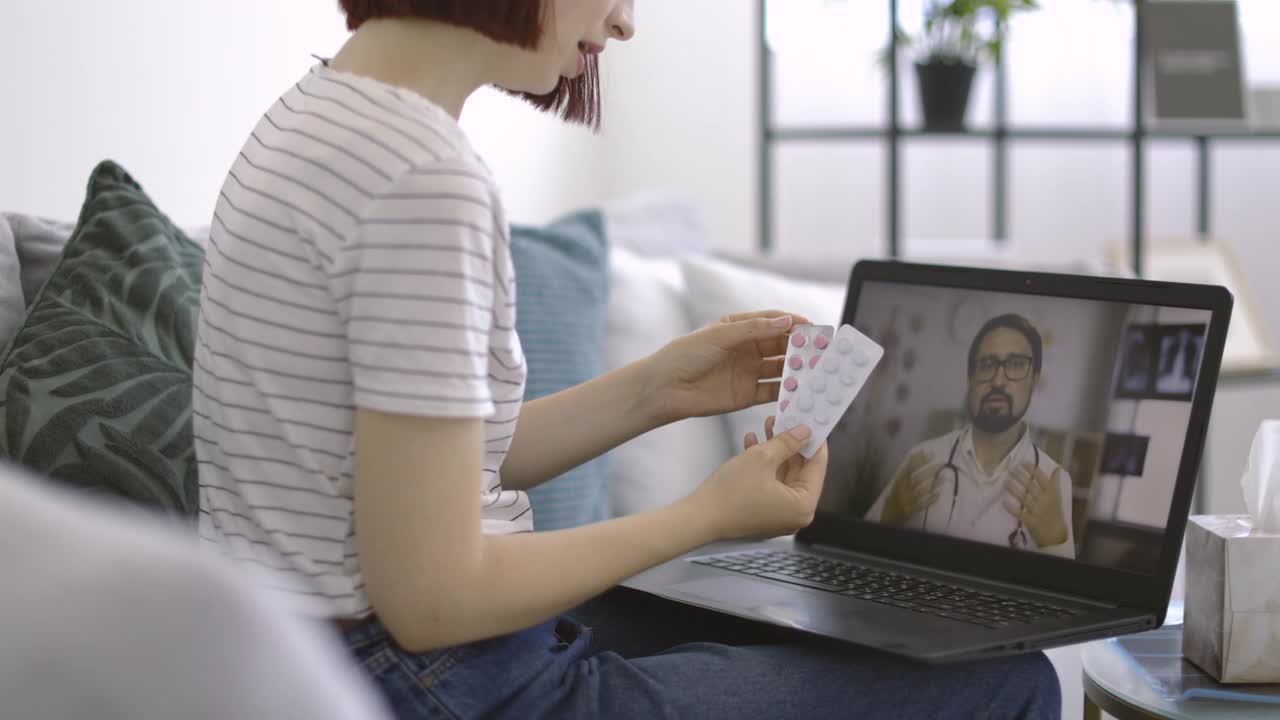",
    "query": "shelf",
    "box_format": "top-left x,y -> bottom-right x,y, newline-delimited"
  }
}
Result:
1148,129 -> 1280,140
767,126 -> 1280,142
767,126 -> 887,141
1217,366 -> 1280,386
756,0 -> 1280,255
